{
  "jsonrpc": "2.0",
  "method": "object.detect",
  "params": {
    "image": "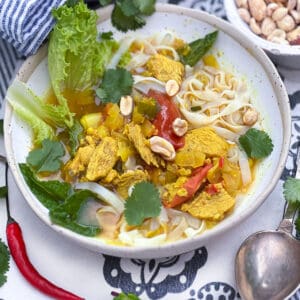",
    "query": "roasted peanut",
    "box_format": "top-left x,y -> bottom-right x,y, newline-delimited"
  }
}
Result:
165,79 -> 180,97
290,10 -> 300,23
267,28 -> 286,40
120,96 -> 134,117
287,0 -> 297,10
236,0 -> 249,9
238,8 -> 251,23
249,18 -> 262,34
172,118 -> 188,137
249,0 -> 267,21
277,14 -> 296,30
243,108 -> 259,126
287,25 -> 300,40
272,7 -> 288,21
261,17 -> 277,35
267,3 -> 279,16
149,136 -> 176,161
